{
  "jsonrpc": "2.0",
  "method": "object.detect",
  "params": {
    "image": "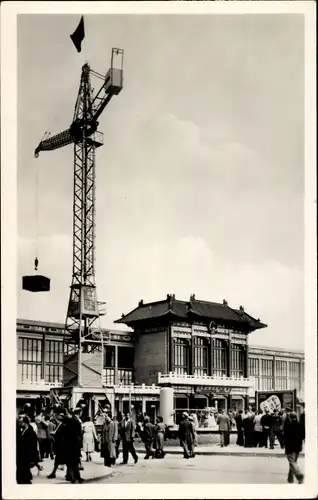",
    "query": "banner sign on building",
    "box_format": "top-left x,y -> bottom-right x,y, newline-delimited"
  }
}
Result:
255,390 -> 296,413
